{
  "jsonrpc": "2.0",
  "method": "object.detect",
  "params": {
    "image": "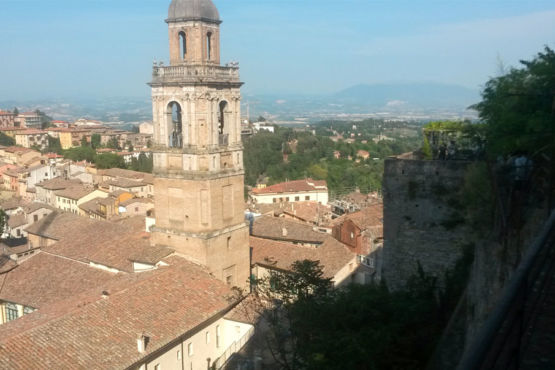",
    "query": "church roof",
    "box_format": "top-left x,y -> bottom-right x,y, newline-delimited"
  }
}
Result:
167,0 -> 220,24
